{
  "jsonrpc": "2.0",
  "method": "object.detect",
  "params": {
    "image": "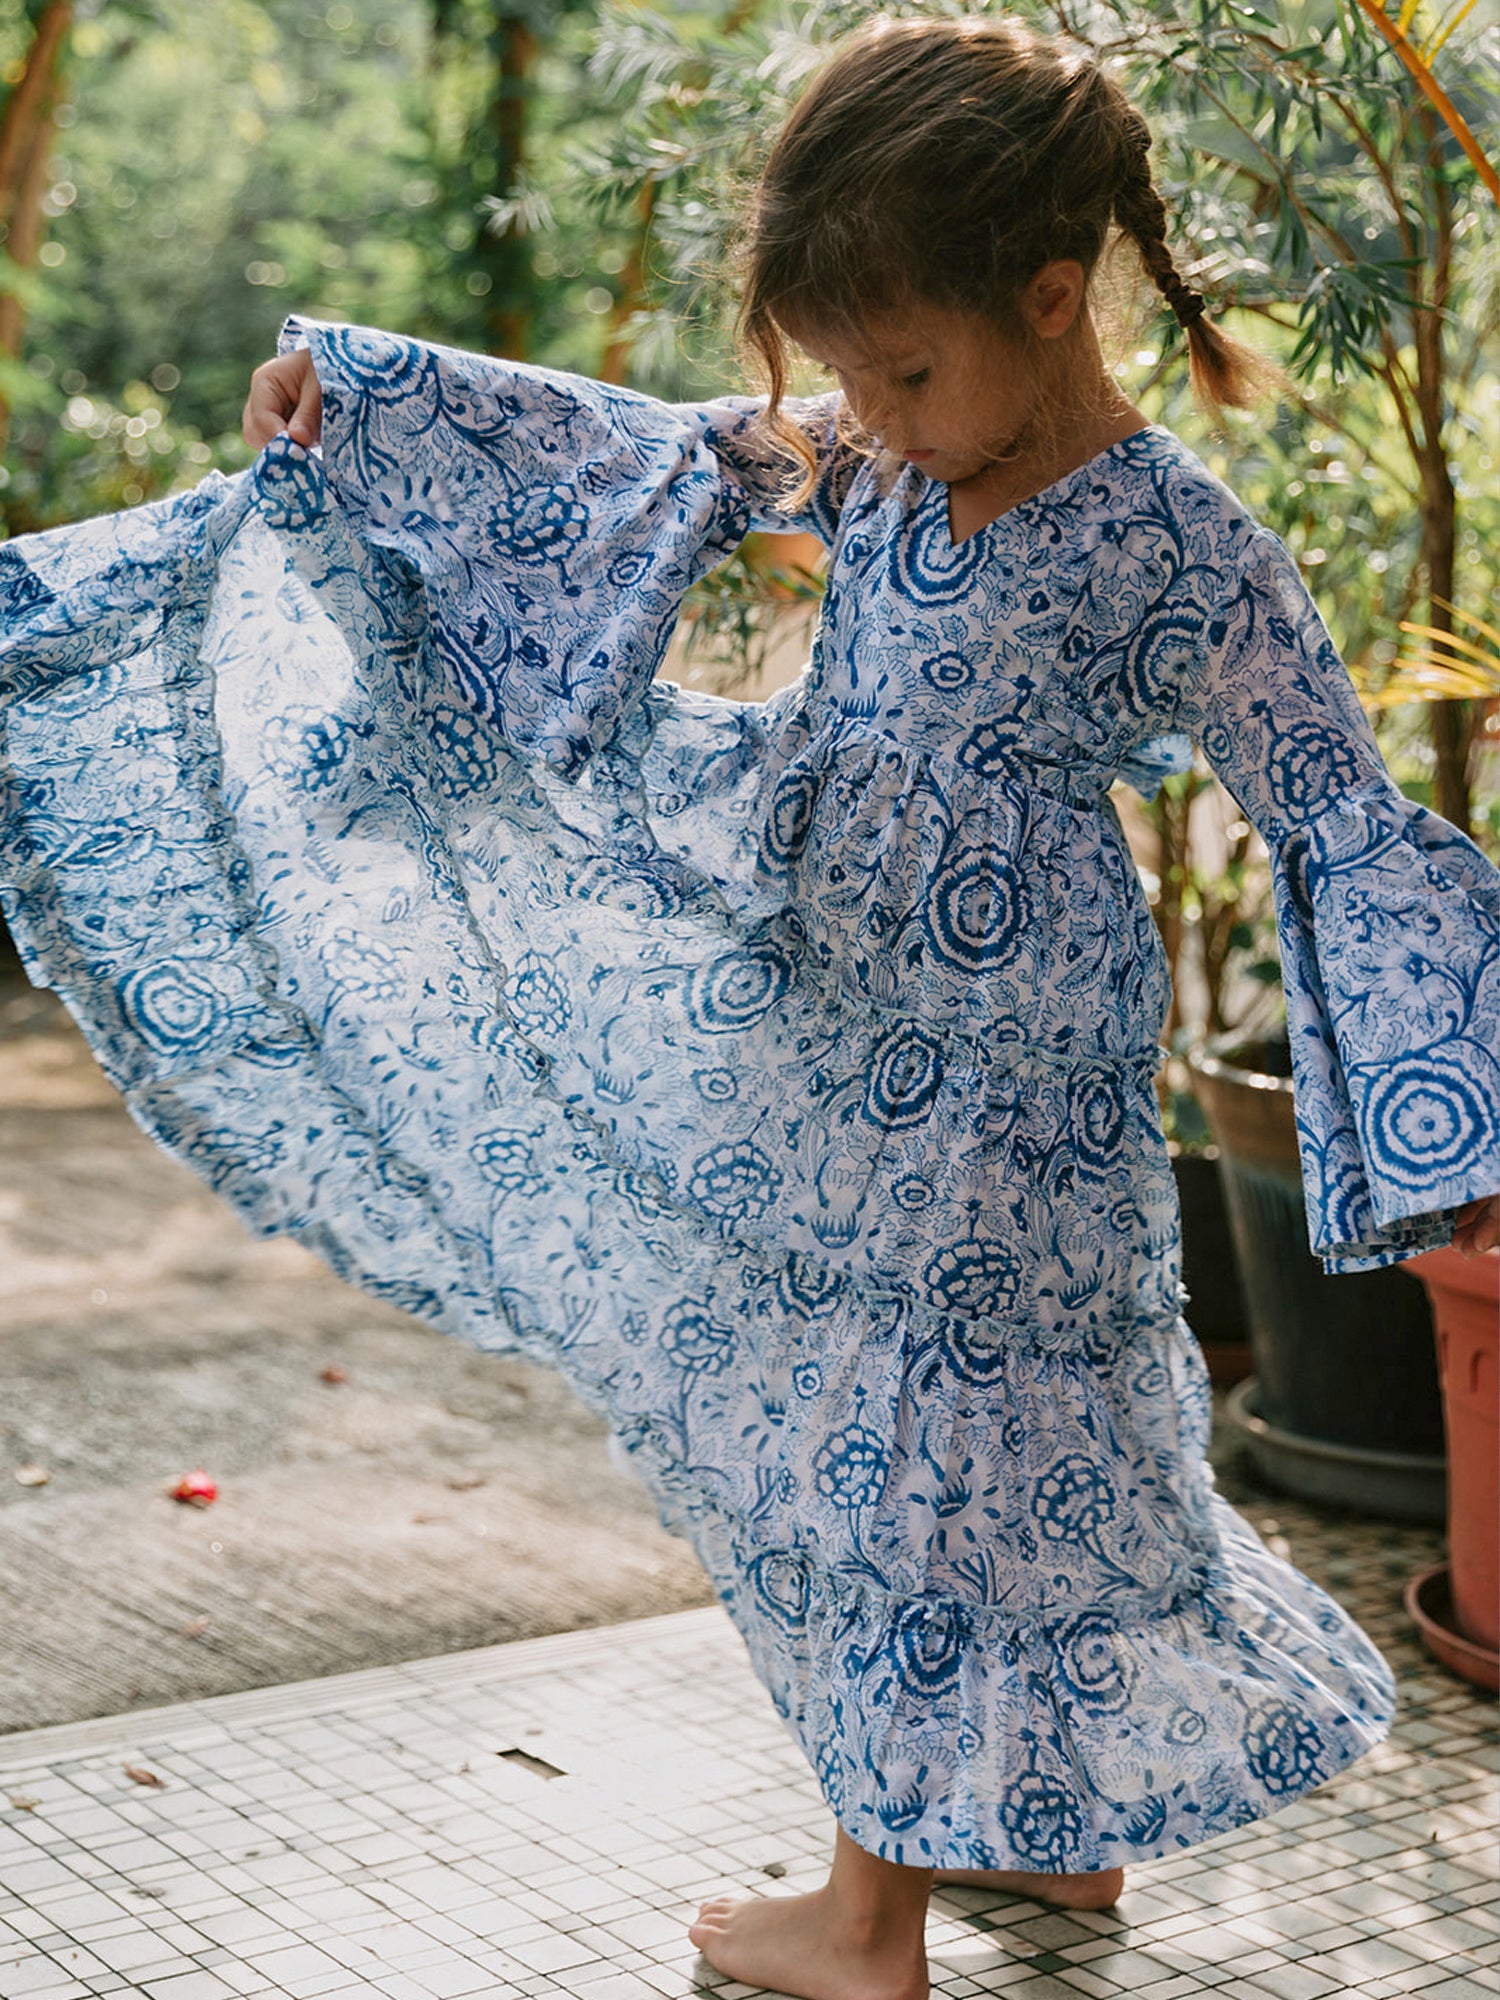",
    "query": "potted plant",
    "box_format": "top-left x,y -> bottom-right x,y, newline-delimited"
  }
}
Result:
1190,1035 -> 1446,1523
1140,765 -> 1259,1387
